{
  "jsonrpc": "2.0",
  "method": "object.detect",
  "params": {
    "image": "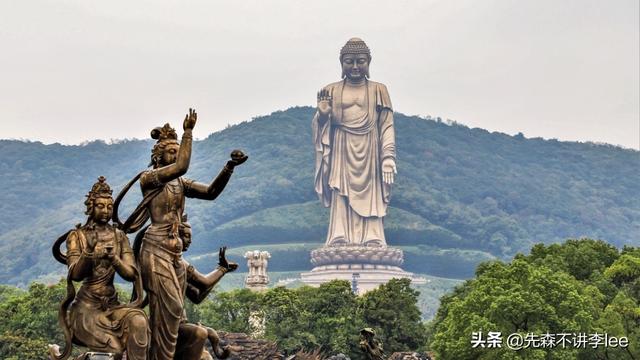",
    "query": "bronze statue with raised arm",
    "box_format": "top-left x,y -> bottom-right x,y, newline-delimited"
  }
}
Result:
114,108 -> 247,360
50,176 -> 149,360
